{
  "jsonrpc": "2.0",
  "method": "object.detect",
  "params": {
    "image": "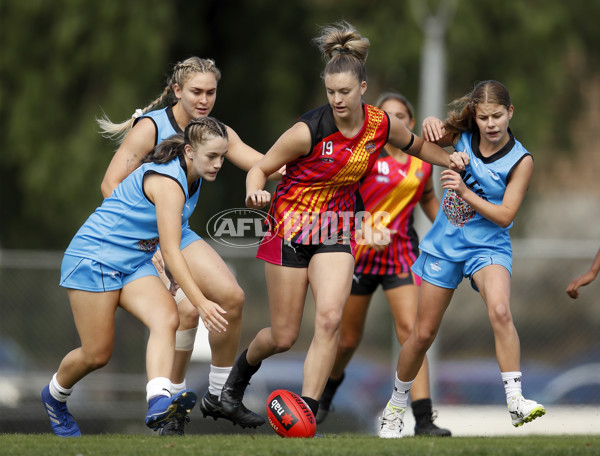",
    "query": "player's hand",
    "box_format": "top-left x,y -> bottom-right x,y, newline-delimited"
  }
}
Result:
449,151 -> 469,172
152,250 -> 165,274
566,272 -> 595,299
198,299 -> 228,333
246,190 -> 271,209
441,169 -> 467,196
422,116 -> 445,142
152,250 -> 175,291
